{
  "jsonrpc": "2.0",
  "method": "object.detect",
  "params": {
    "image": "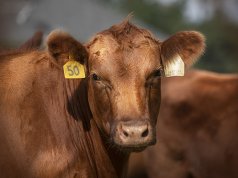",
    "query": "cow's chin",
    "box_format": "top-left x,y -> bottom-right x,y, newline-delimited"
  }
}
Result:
112,138 -> 156,153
